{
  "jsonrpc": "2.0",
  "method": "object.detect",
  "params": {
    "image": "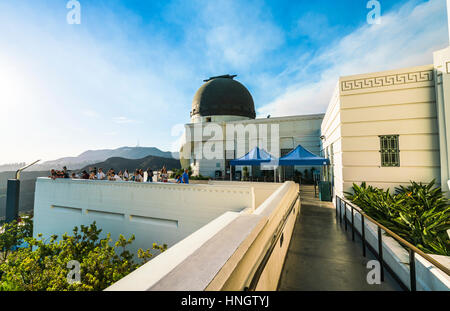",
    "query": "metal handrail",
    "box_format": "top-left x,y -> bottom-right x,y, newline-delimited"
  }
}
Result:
244,191 -> 300,291
336,195 -> 450,291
